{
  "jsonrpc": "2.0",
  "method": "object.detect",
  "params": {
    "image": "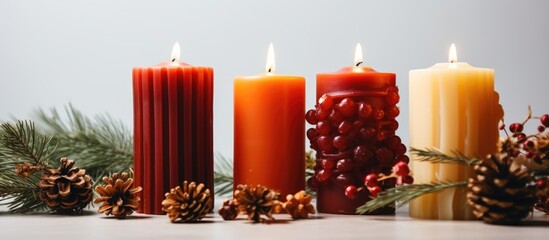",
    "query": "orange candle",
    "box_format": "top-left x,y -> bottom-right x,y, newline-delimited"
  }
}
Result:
234,43 -> 305,197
